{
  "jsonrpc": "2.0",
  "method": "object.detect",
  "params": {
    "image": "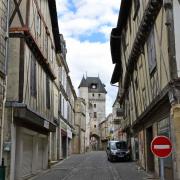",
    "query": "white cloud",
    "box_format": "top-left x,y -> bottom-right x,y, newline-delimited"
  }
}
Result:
57,0 -> 120,115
